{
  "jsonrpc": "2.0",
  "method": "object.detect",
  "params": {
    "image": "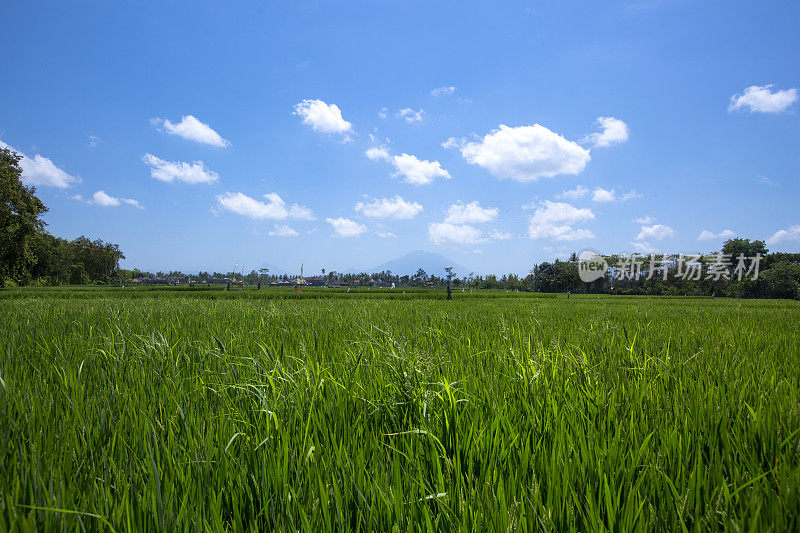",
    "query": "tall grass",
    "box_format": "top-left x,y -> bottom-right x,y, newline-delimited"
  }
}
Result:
1,294 -> 798,530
